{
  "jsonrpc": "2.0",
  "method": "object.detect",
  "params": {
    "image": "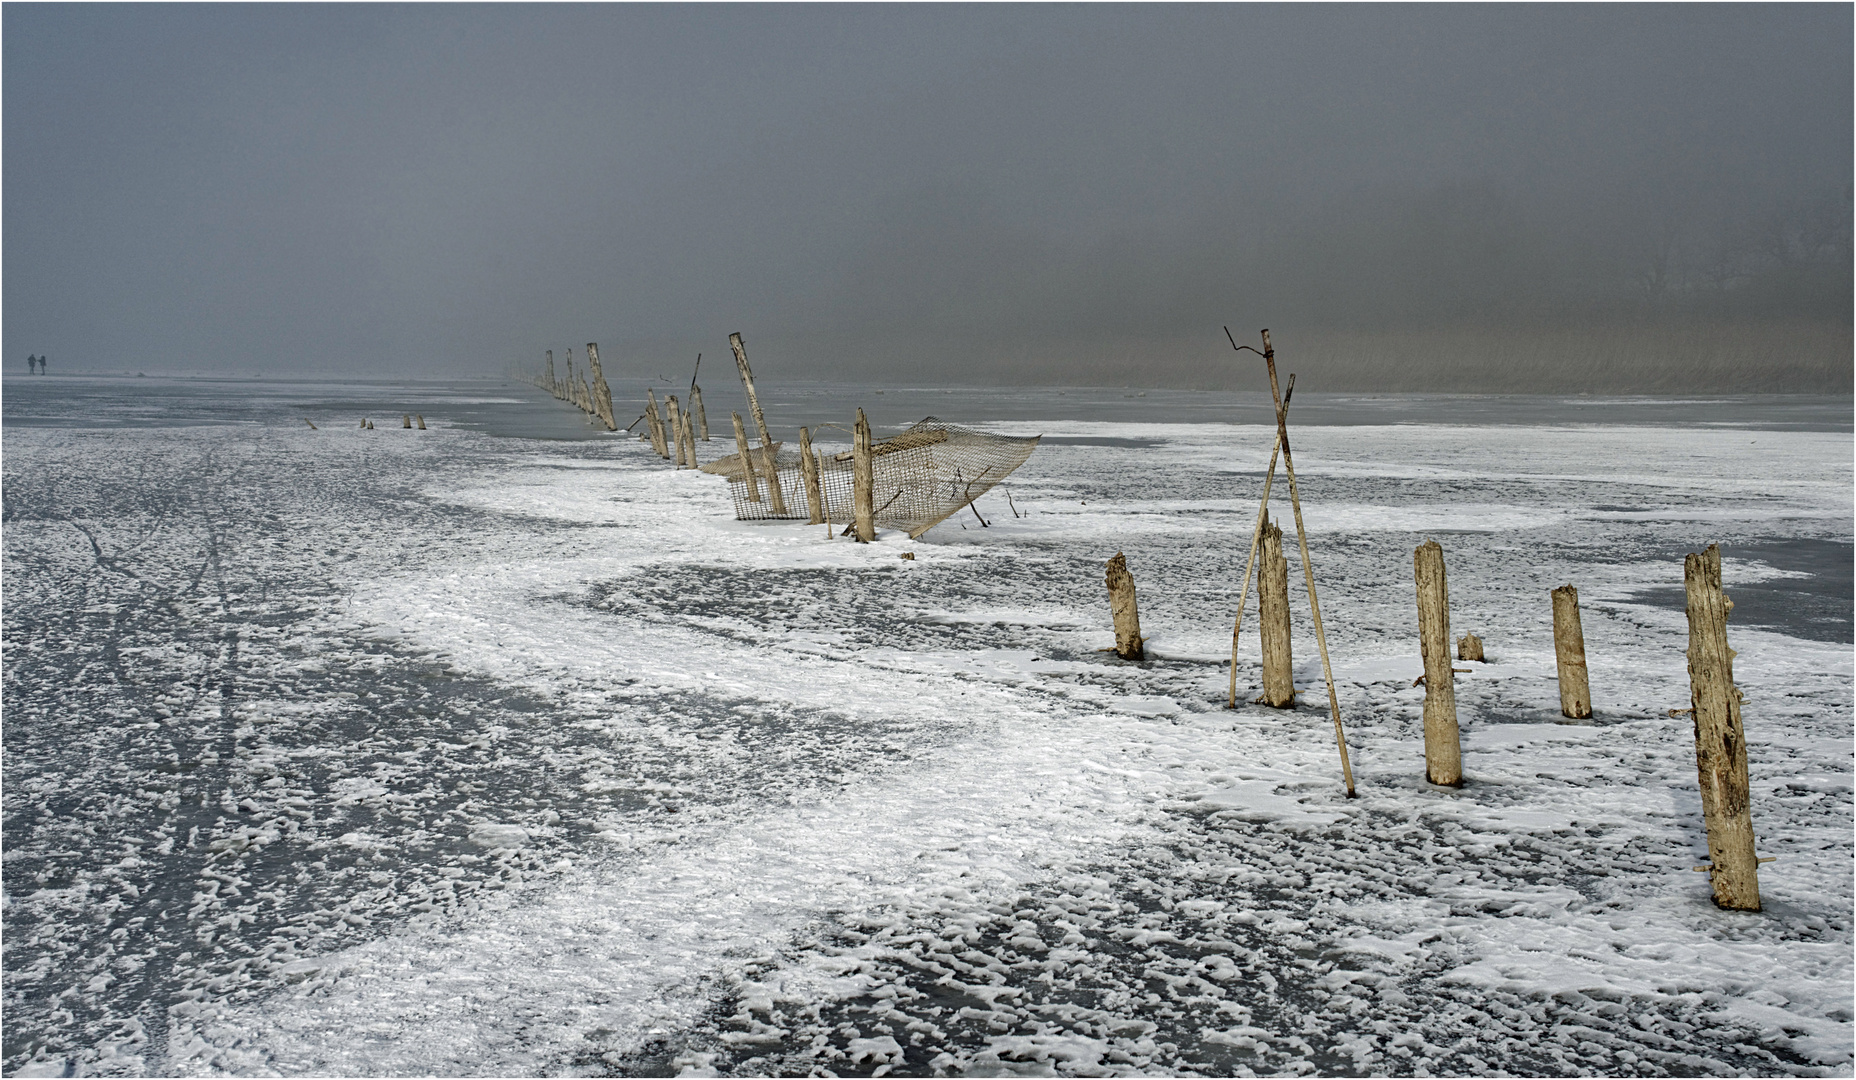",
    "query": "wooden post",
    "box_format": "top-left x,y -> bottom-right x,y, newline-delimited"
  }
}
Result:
729,333 -> 787,514
1686,544 -> 1759,911
690,385 -> 710,440
799,426 -> 825,525
645,391 -> 668,458
1104,553 -> 1145,661
1551,585 -> 1592,719
546,350 -> 557,397
587,342 -> 615,430
815,449 -> 833,537
1414,539 -> 1462,786
1456,633 -> 1483,661
666,397 -> 686,467
1228,377 -> 1295,708
680,409 -> 698,467
732,411 -> 762,502
1256,329 -> 1355,798
852,408 -> 875,542
1256,513 -> 1295,707
416,414 -> 426,430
